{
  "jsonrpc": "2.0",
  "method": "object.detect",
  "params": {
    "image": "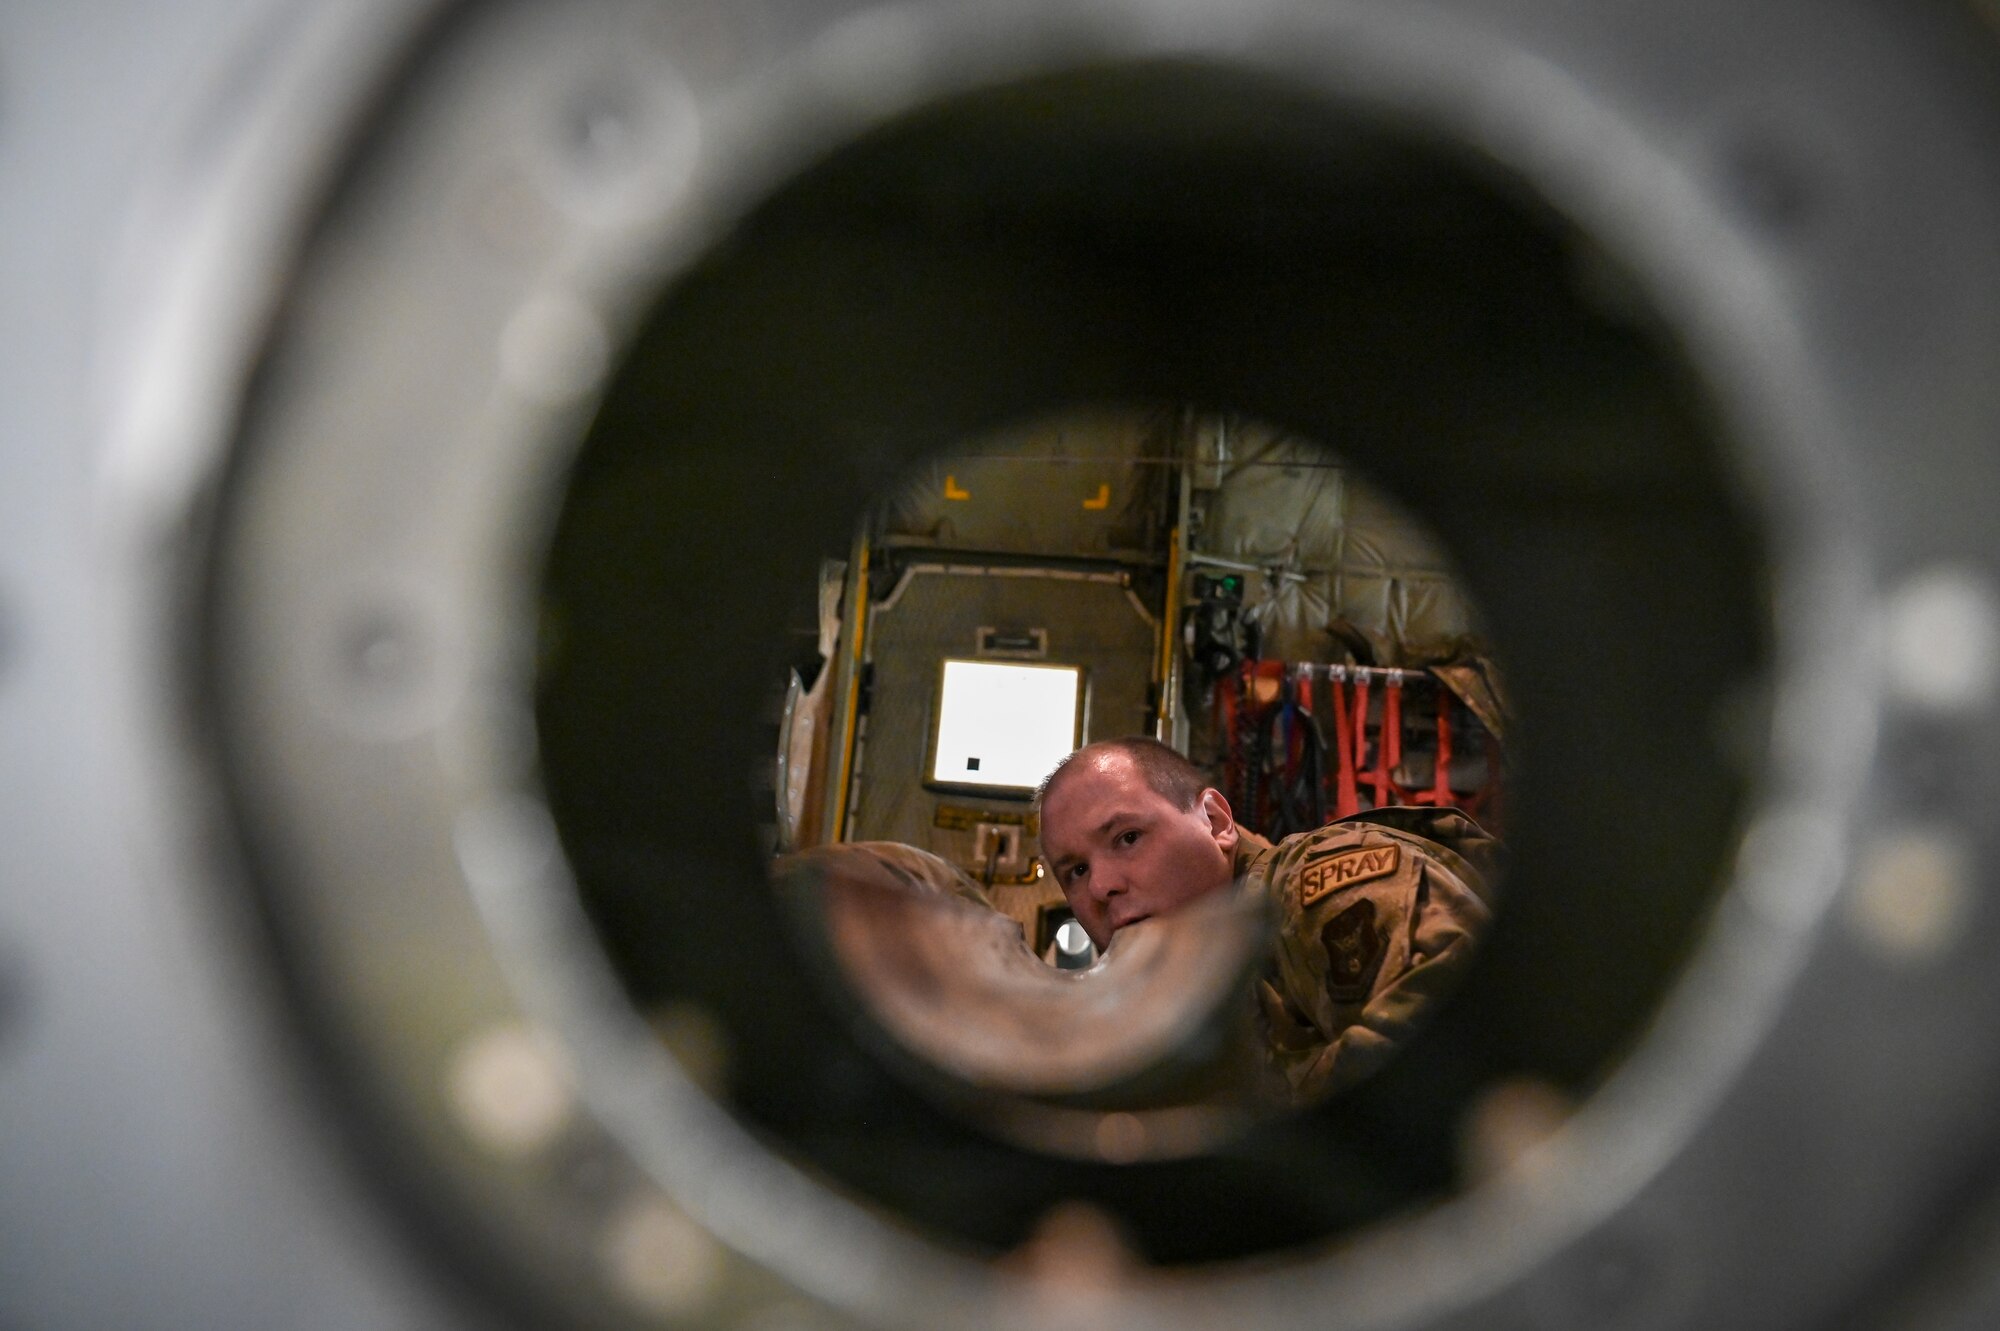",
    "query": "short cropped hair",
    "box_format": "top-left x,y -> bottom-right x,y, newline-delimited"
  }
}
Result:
1035,736 -> 1212,814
